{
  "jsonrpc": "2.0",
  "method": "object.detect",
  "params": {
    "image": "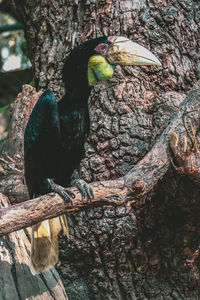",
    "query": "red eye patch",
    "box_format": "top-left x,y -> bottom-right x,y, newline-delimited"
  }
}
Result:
95,43 -> 108,55
108,36 -> 115,42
